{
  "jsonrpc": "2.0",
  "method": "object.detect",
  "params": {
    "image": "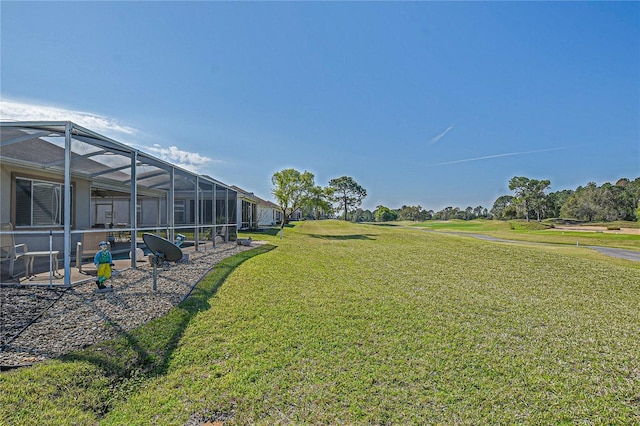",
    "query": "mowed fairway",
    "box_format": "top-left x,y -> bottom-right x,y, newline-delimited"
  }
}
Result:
3,220 -> 640,424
